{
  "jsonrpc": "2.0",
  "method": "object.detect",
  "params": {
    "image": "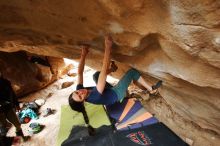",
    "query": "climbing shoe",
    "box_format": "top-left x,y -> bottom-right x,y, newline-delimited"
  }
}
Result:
152,80 -> 163,90
150,80 -> 162,95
